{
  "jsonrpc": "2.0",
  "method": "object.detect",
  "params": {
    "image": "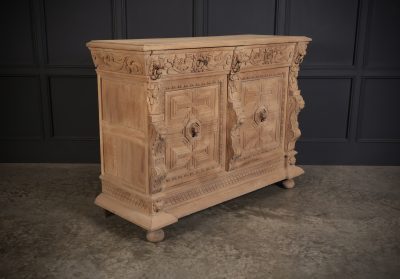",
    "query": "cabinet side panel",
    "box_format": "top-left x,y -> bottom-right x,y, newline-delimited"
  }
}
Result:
99,75 -> 148,194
